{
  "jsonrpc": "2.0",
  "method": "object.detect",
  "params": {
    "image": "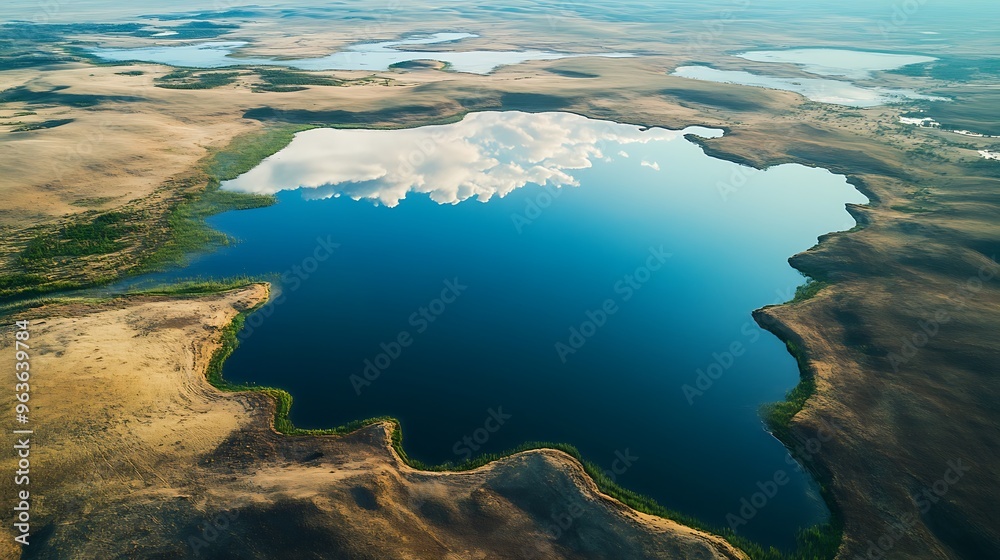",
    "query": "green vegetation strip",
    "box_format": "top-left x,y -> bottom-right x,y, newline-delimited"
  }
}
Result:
0,295 -> 107,321
19,210 -> 139,265
252,68 -> 344,92
202,291 -> 841,560
1,125 -> 307,299
761,341 -> 815,442
9,118 -> 74,132
789,280 -> 829,305
756,319 -> 844,560
138,125 -> 311,271
128,277 -> 264,297
154,70 -> 241,90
